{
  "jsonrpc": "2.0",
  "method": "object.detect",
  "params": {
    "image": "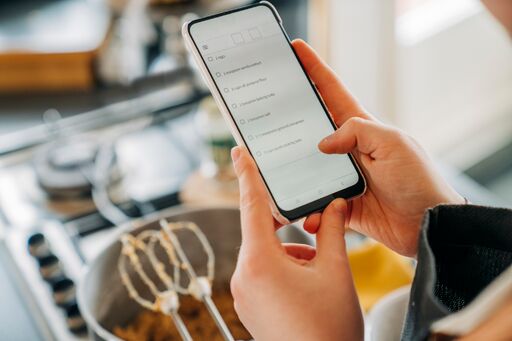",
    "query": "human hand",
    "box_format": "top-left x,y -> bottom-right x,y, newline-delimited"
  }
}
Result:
292,39 -> 464,257
230,146 -> 363,341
